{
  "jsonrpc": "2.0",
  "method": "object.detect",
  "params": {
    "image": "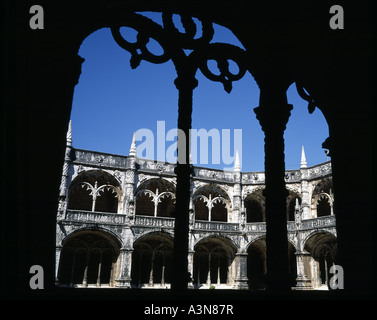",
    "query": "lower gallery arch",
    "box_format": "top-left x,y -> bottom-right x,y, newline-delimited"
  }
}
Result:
57,229 -> 121,287
246,238 -> 297,290
193,236 -> 237,289
131,232 -> 173,288
247,238 -> 266,290
304,232 -> 337,289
